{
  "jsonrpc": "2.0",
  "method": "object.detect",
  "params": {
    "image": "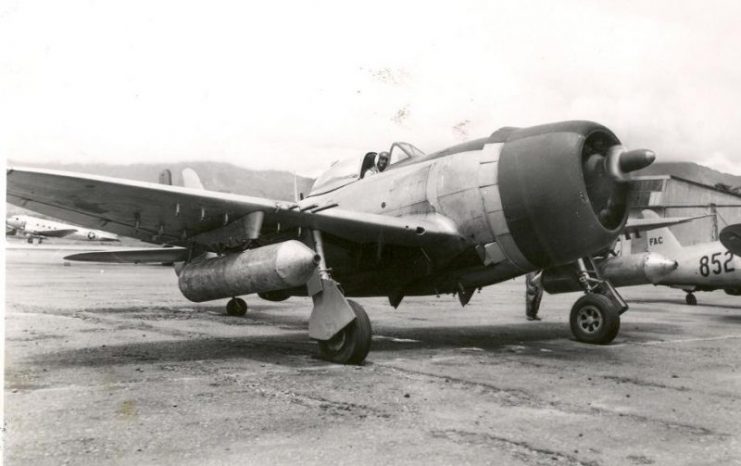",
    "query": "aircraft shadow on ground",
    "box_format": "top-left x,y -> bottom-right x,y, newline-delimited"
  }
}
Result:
30,311 -> 682,369
718,314 -> 741,323
629,298 -> 741,311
